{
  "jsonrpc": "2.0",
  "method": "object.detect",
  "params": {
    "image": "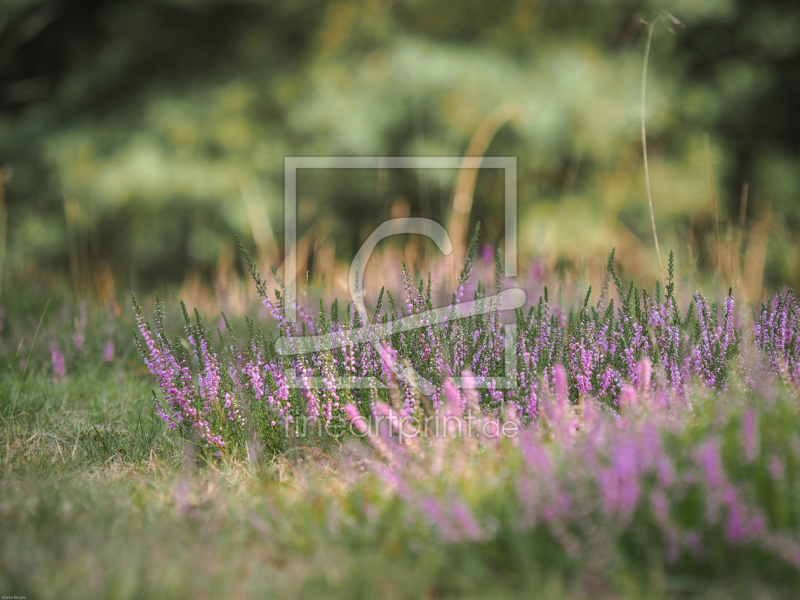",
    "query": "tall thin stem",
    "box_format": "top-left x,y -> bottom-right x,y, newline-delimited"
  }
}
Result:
641,18 -> 666,289
704,133 -> 722,279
